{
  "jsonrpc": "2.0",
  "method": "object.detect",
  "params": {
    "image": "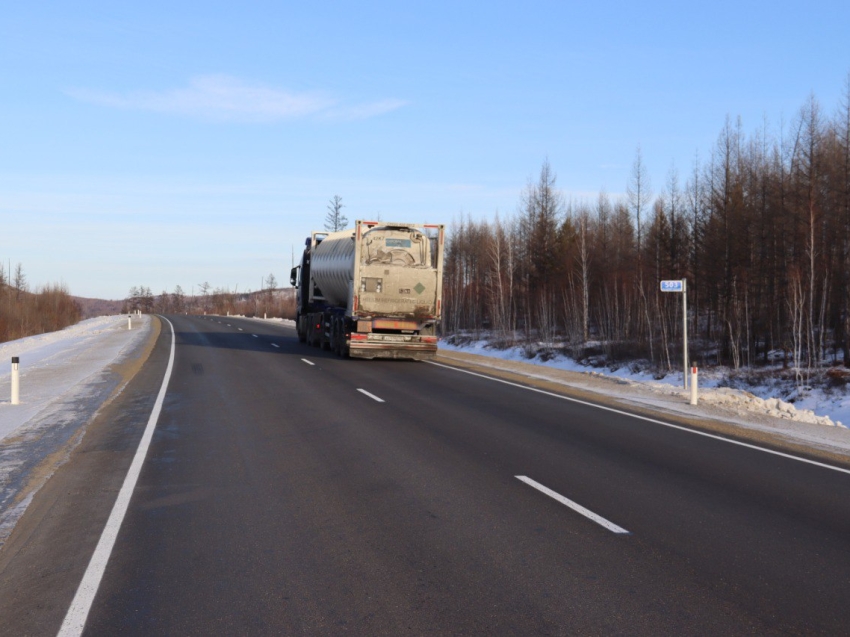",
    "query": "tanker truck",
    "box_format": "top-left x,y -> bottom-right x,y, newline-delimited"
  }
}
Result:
290,220 -> 445,360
